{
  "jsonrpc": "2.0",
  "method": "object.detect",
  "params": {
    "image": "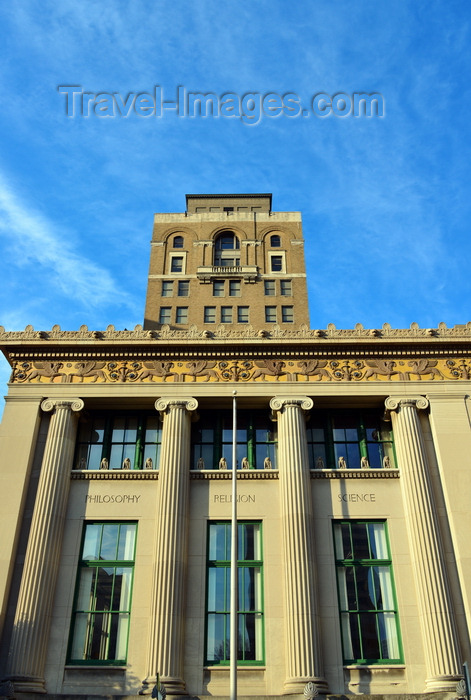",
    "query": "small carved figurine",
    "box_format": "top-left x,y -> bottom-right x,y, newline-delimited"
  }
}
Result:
241,457 -> 250,469
78,457 -> 87,470
219,457 -> 228,470
360,456 -> 370,469
264,456 -> 272,469
122,457 -> 131,470
316,456 -> 325,469
100,457 -> 109,470
197,457 -> 205,469
145,457 -> 153,470
383,455 -> 392,469
338,456 -> 347,469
